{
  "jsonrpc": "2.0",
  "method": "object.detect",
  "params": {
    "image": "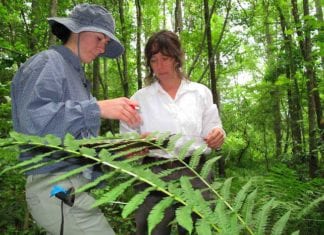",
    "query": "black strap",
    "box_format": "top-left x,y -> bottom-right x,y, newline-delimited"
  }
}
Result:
60,201 -> 64,235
